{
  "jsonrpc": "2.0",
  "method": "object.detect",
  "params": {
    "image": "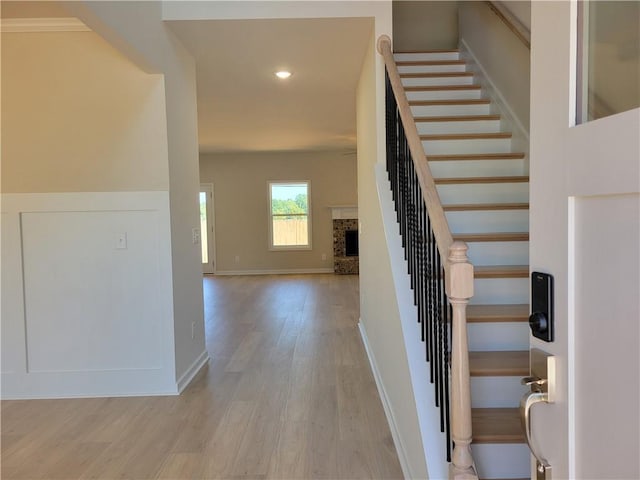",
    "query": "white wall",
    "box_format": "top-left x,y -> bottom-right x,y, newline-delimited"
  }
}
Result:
501,1 -> 530,30
458,1 -> 530,133
392,1 -> 459,51
1,30 -> 169,193
200,150 -> 357,274
0,28 -> 180,398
